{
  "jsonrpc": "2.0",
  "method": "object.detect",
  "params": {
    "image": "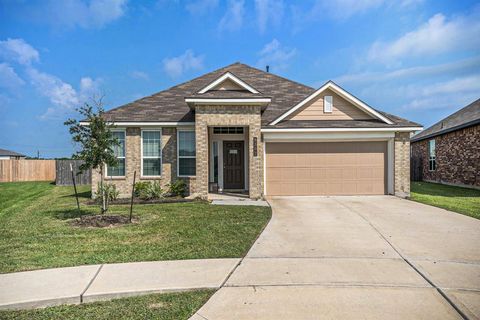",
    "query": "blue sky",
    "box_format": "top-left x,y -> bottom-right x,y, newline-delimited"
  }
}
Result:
1,0 -> 479,158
